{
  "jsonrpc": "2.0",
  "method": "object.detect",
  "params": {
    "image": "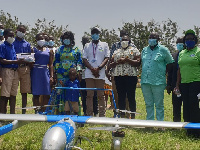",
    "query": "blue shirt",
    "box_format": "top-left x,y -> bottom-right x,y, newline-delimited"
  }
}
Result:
65,79 -> 80,102
13,38 -> 31,54
141,44 -> 174,85
0,41 -> 18,68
